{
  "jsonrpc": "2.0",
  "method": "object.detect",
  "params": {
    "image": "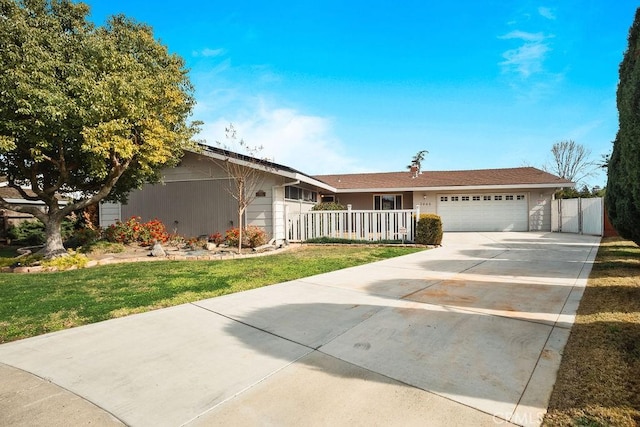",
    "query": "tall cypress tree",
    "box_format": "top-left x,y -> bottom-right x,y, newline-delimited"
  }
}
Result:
607,8 -> 640,245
